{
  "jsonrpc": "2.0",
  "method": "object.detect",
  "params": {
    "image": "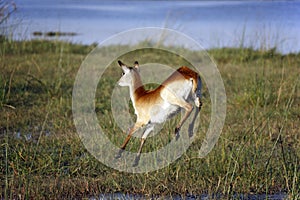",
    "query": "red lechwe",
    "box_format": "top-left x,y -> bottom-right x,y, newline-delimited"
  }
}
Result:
115,60 -> 203,166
